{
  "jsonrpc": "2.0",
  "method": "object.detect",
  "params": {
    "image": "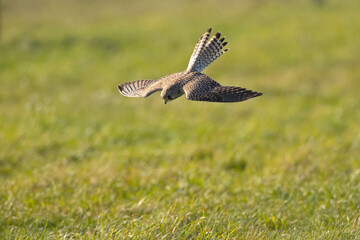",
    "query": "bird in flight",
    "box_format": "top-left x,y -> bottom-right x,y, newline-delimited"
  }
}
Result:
118,28 -> 262,104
